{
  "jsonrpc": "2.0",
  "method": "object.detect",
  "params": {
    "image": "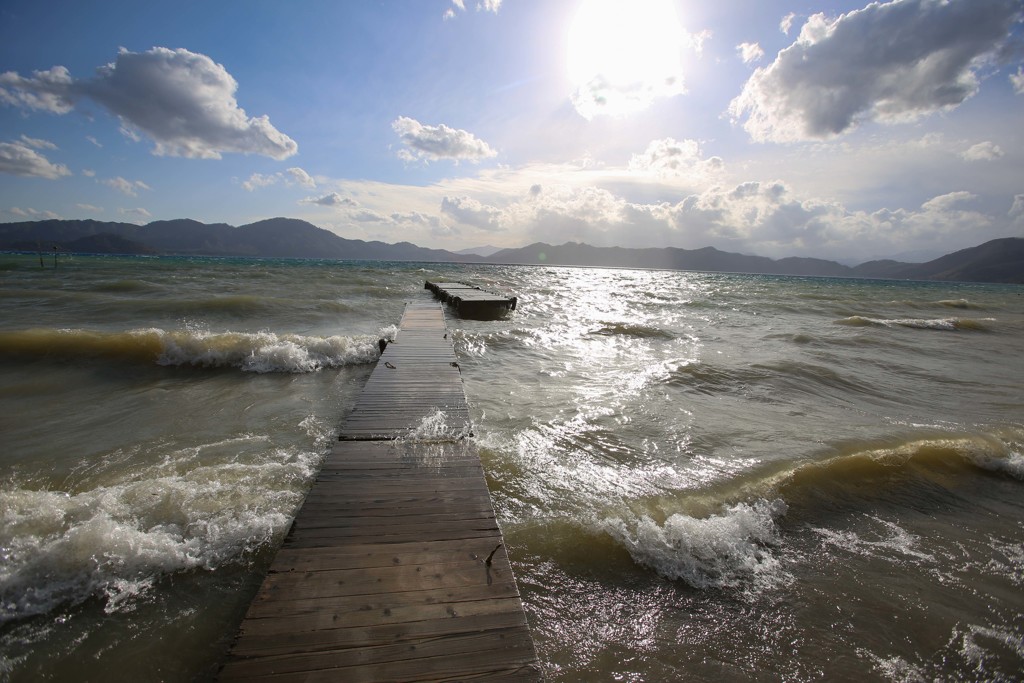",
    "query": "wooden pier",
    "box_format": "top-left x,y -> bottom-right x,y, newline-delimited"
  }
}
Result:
218,301 -> 541,682
425,281 -> 517,319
